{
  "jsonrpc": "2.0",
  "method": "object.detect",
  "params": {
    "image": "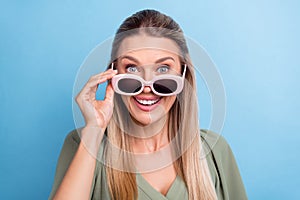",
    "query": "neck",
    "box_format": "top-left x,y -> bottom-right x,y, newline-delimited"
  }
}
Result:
129,116 -> 170,153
